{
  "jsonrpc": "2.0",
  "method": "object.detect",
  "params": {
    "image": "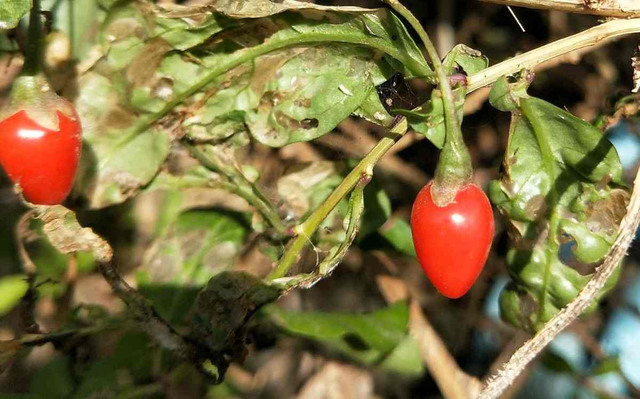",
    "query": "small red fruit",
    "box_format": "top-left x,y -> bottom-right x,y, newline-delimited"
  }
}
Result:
411,182 -> 494,298
0,107 -> 82,205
